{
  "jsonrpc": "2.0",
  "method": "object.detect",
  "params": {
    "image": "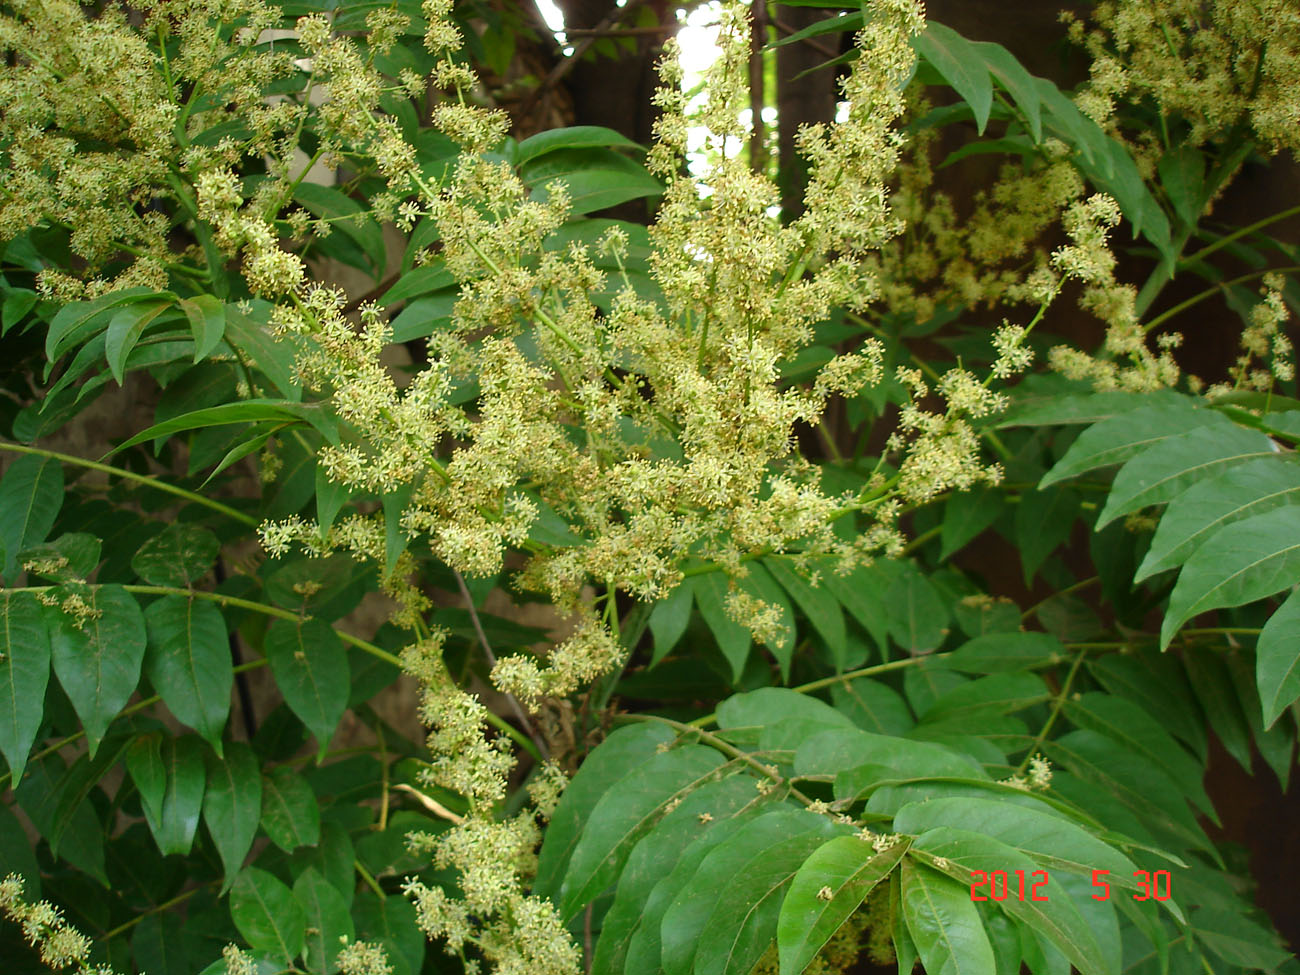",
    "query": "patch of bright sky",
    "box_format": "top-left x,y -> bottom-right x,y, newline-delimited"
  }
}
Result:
528,0 -> 842,207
